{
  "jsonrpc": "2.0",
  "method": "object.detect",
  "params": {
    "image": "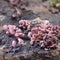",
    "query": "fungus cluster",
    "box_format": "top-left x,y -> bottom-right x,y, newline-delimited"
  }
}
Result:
3,20 -> 60,50
19,20 -> 31,30
3,24 -> 25,47
28,23 -> 60,50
